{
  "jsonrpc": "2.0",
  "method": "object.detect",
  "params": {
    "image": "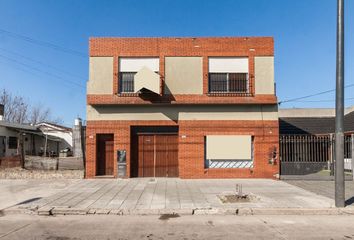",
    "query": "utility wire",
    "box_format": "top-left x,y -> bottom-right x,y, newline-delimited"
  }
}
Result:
0,47 -> 86,80
289,97 -> 354,103
0,53 -> 85,88
0,28 -> 86,58
0,58 -> 85,94
278,83 -> 354,105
